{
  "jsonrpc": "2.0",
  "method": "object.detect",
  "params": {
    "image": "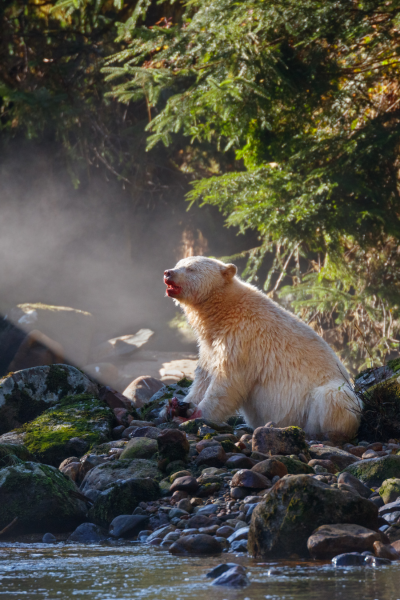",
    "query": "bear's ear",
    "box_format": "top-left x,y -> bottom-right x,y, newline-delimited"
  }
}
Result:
222,263 -> 237,280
